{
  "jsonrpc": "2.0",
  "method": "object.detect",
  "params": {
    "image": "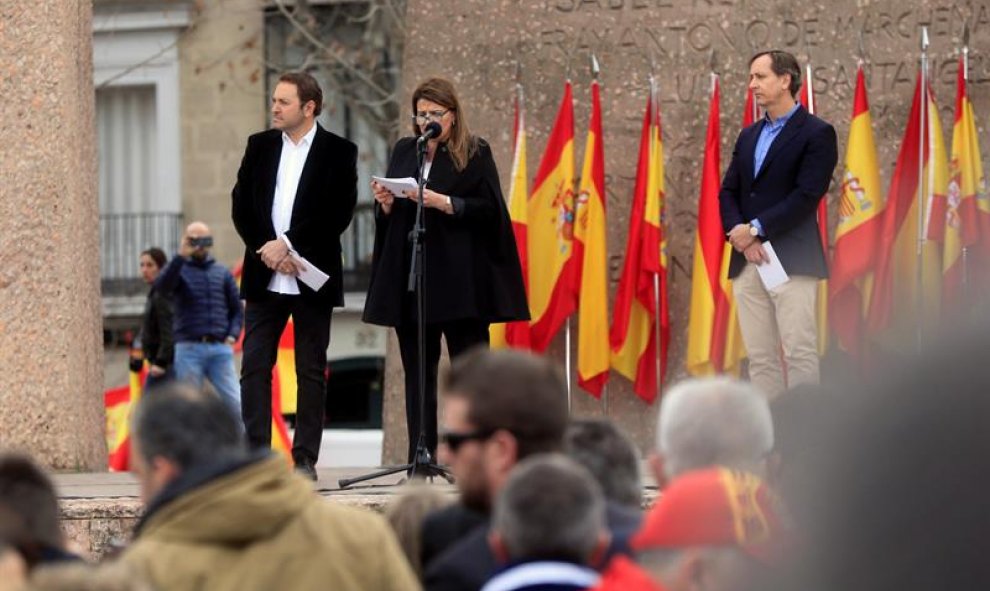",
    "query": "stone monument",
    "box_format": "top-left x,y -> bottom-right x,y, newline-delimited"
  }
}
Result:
379,0 -> 990,460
